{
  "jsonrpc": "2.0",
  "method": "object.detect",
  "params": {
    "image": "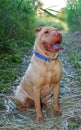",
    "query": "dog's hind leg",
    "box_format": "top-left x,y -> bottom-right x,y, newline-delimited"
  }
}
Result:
16,99 -> 29,113
42,93 -> 53,103
26,97 -> 34,107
